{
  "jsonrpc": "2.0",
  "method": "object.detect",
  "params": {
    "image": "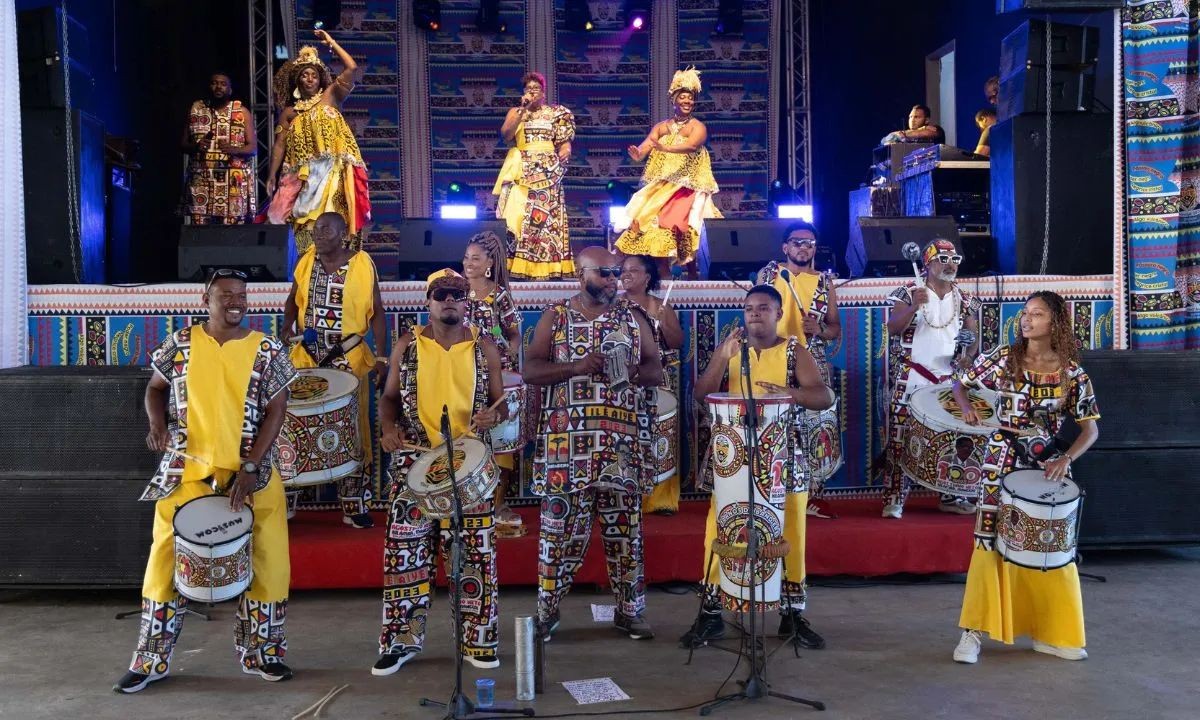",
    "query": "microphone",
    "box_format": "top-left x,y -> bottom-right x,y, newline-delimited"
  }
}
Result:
721,271 -> 753,293
737,326 -> 758,429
